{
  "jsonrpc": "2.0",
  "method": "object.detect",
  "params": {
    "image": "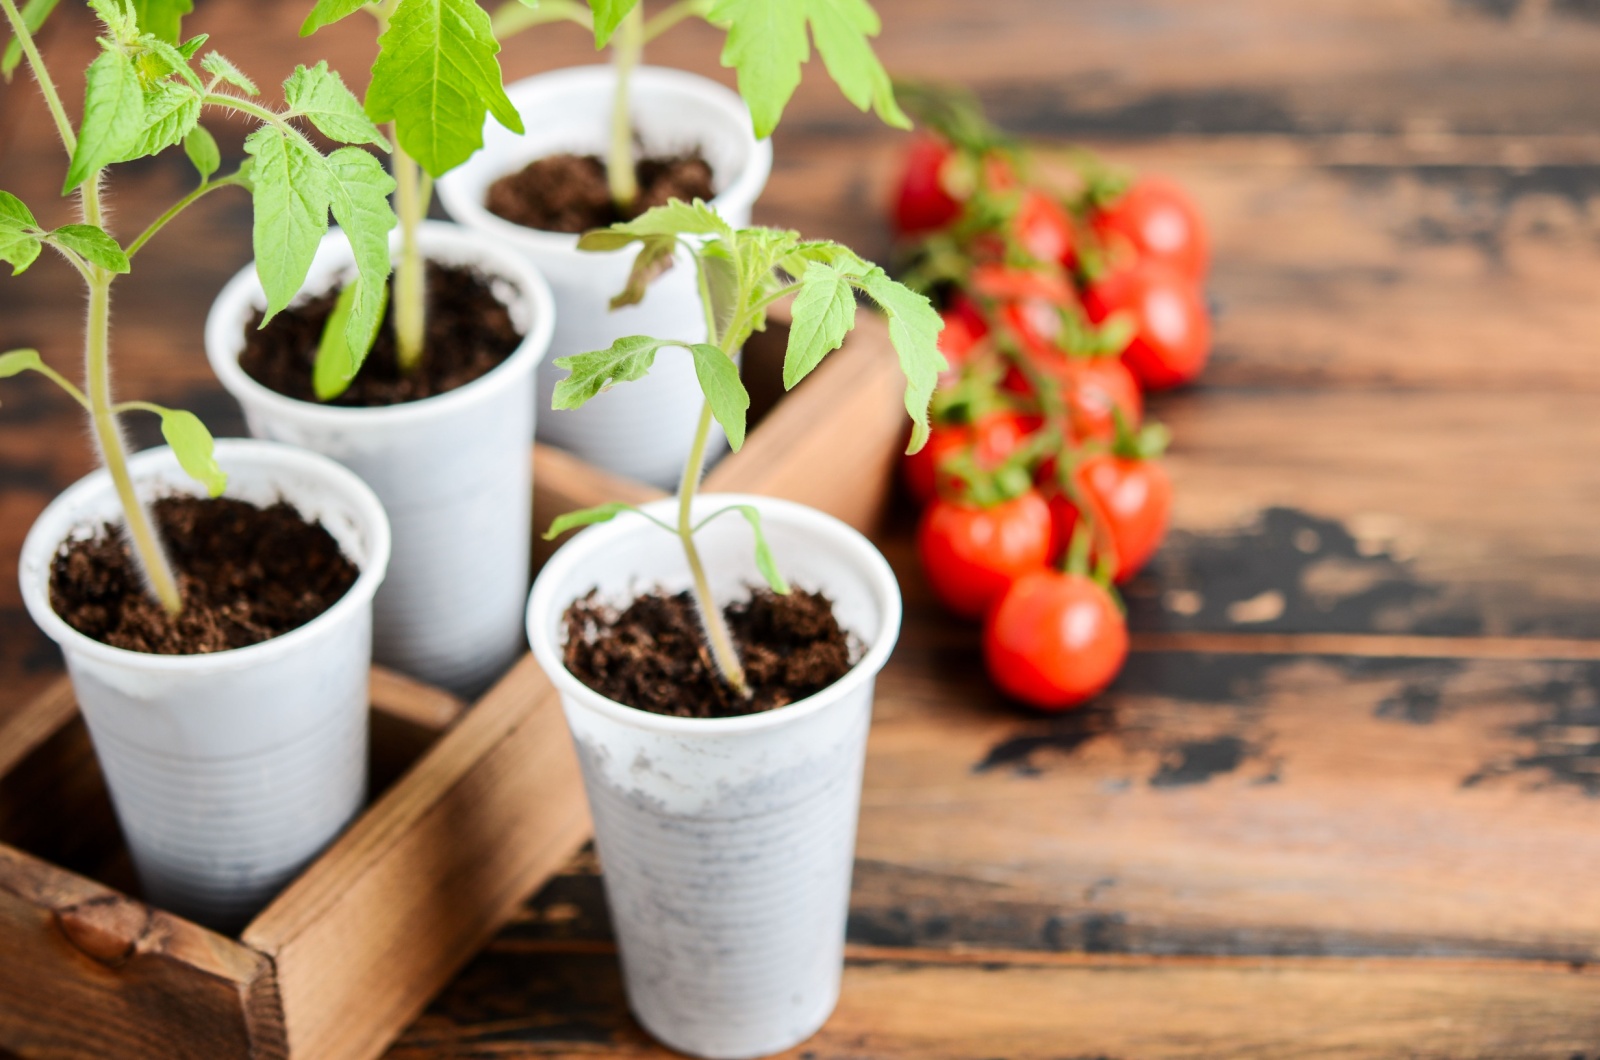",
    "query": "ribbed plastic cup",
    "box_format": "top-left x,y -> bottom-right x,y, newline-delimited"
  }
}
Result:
18,440 -> 391,930
437,66 -> 773,489
205,222 -> 555,697
527,495 -> 902,1059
